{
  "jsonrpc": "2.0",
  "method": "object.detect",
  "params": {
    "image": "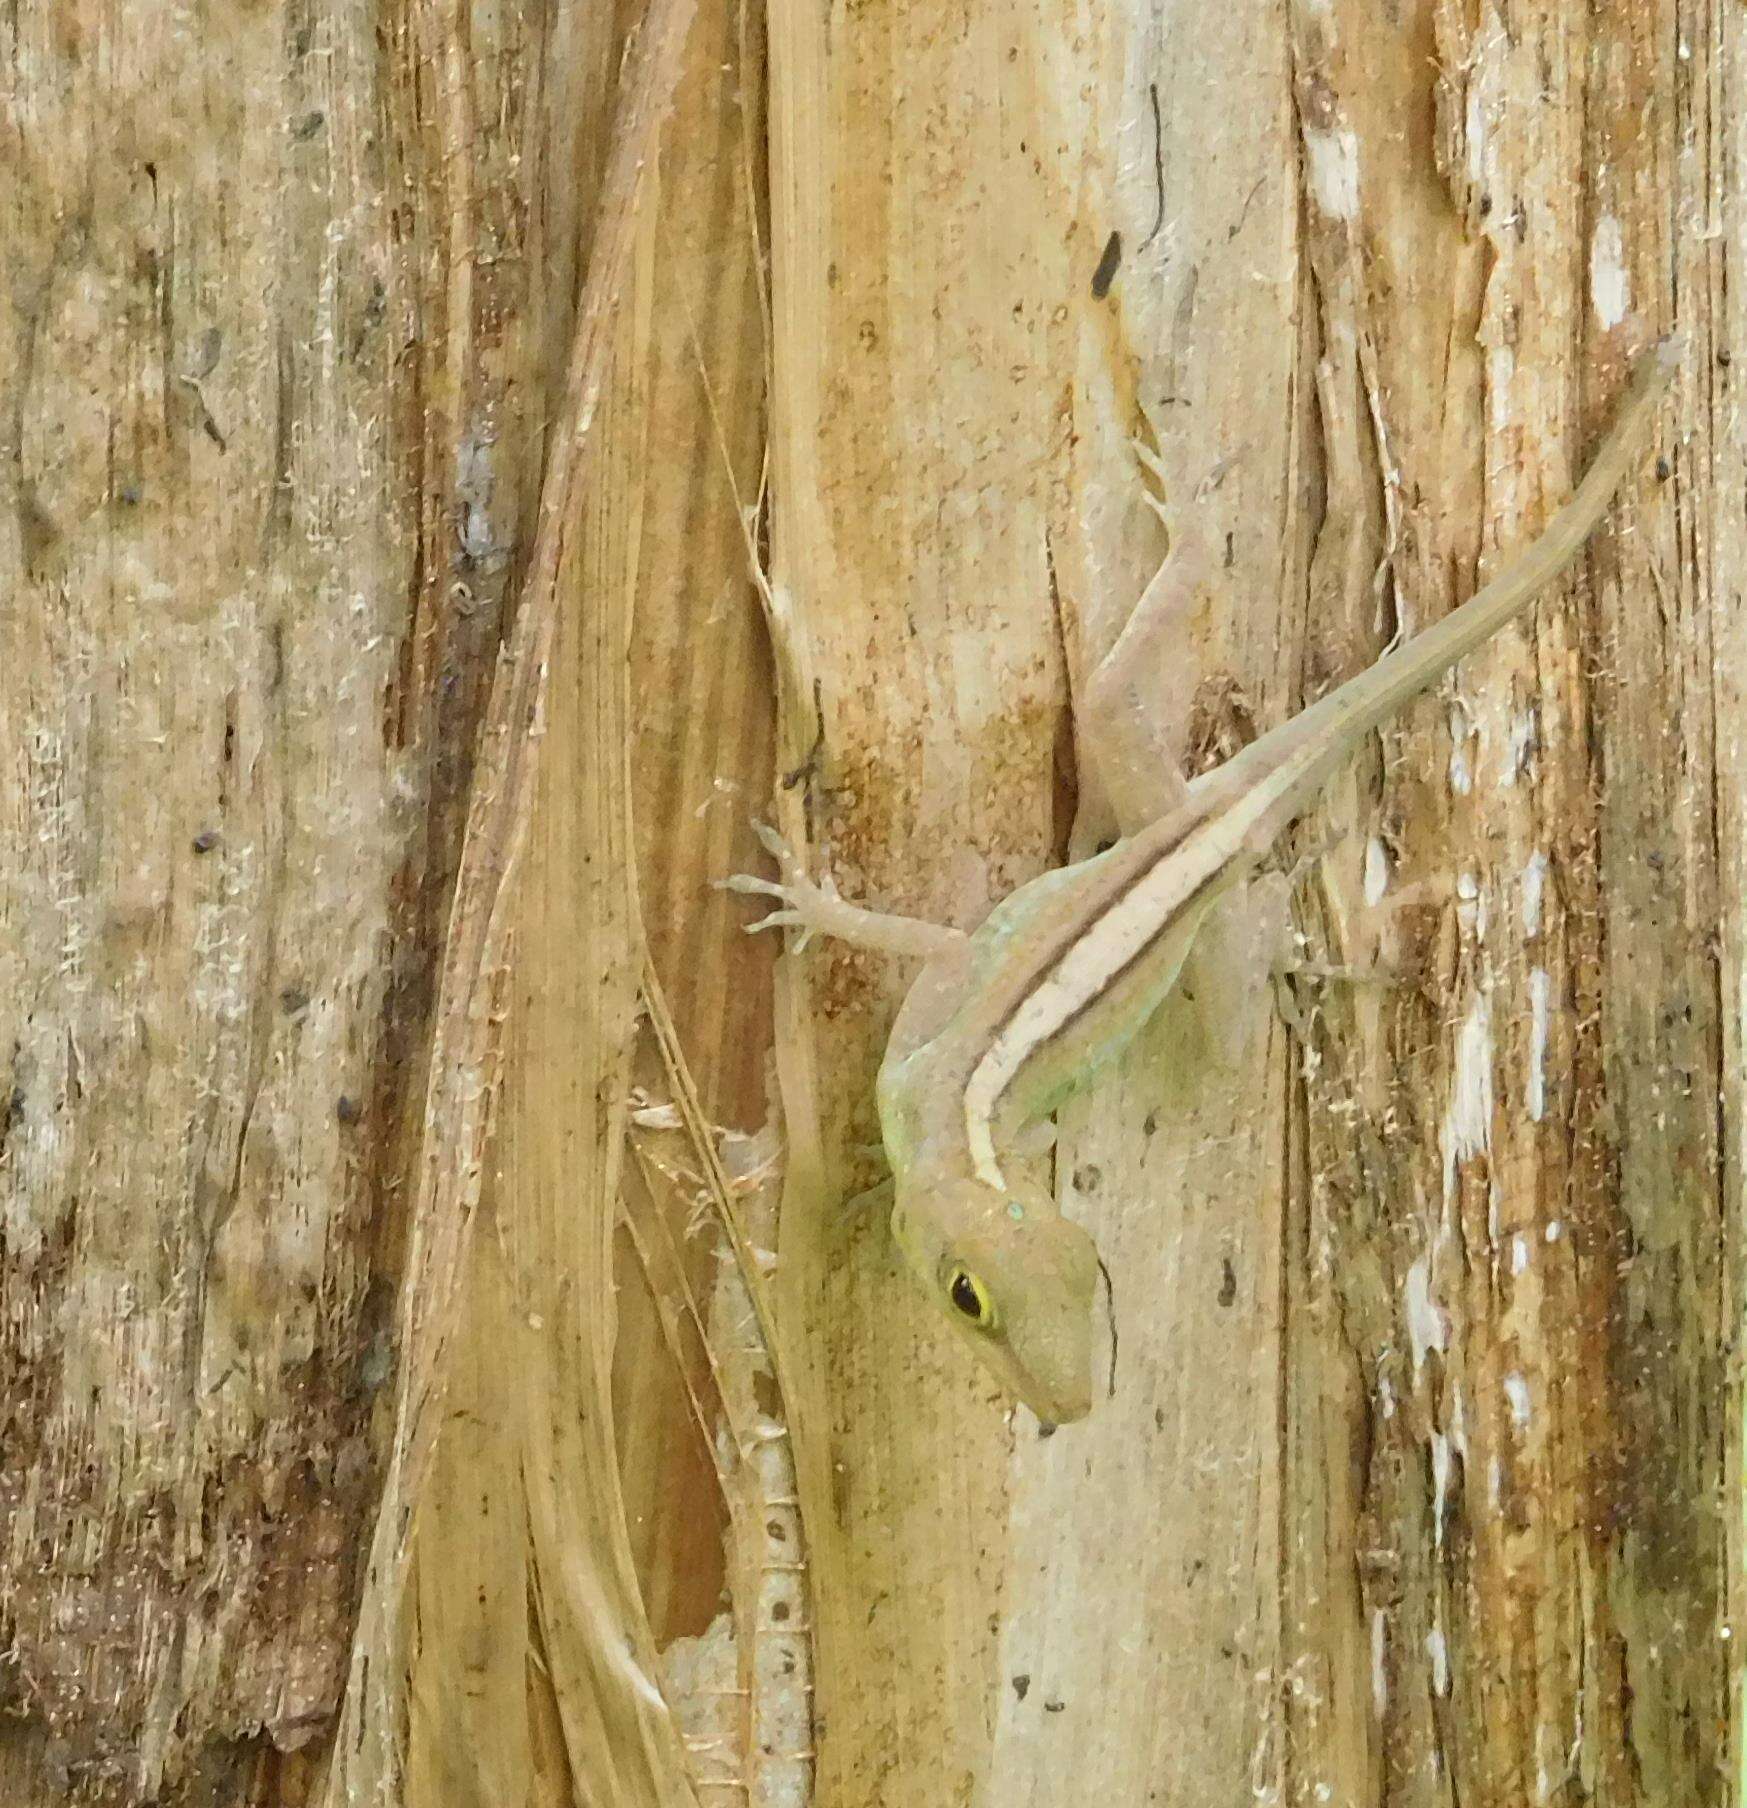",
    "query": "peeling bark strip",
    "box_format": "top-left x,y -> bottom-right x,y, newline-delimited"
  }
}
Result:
320,0 -> 698,1797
